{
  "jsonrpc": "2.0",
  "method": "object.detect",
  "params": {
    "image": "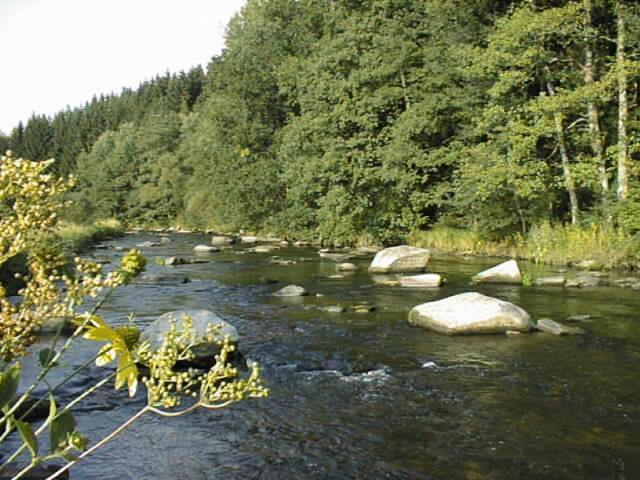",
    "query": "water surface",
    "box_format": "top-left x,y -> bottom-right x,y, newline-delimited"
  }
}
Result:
3,233 -> 639,479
